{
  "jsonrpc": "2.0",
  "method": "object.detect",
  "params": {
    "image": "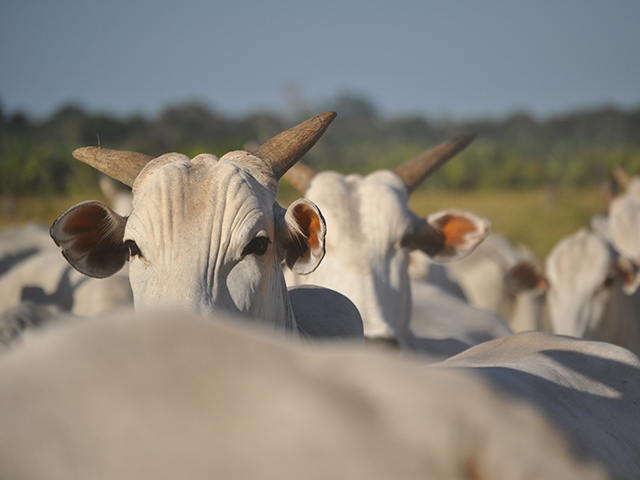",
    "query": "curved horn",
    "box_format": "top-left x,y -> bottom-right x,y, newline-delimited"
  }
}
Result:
255,112 -> 336,180
282,162 -> 319,194
394,133 -> 476,193
72,147 -> 154,188
613,165 -> 631,191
